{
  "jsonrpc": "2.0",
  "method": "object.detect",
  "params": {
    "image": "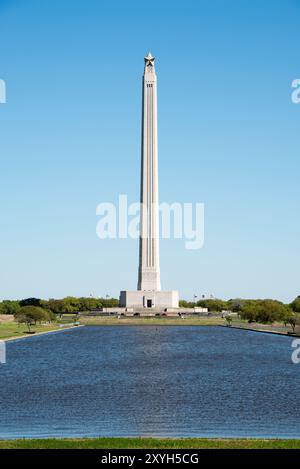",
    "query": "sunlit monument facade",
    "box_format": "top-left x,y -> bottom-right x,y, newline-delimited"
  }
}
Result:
120,53 -> 179,310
